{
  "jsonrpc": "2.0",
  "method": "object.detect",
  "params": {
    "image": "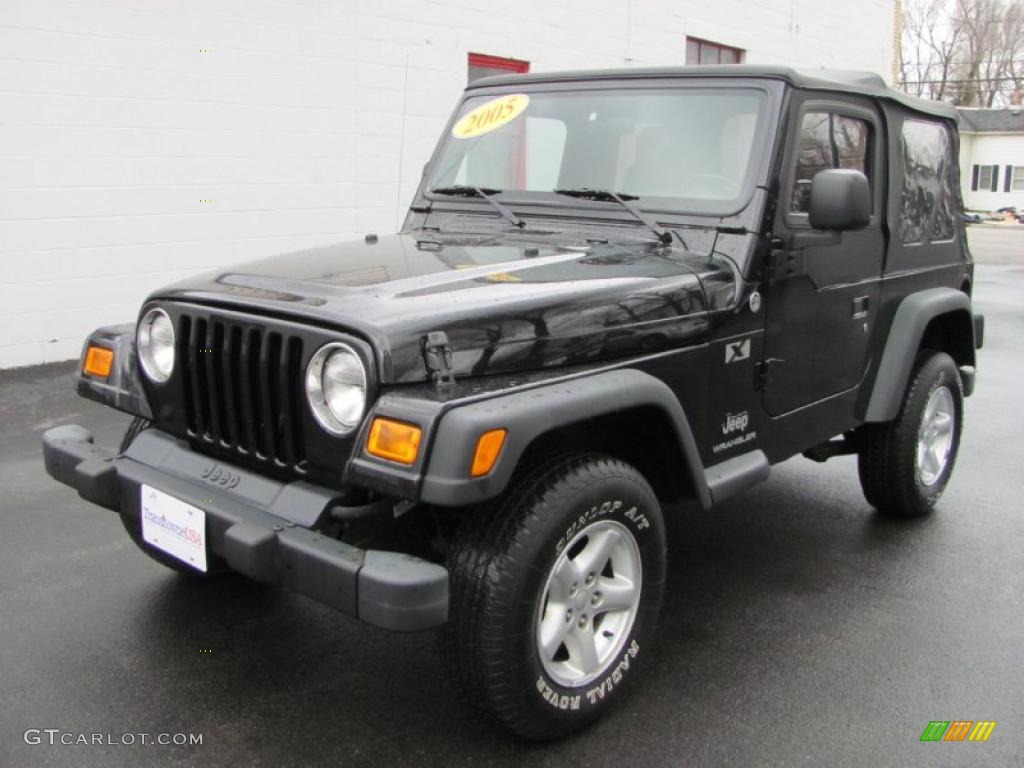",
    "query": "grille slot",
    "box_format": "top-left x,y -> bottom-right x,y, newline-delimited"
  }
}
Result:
178,314 -> 306,470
